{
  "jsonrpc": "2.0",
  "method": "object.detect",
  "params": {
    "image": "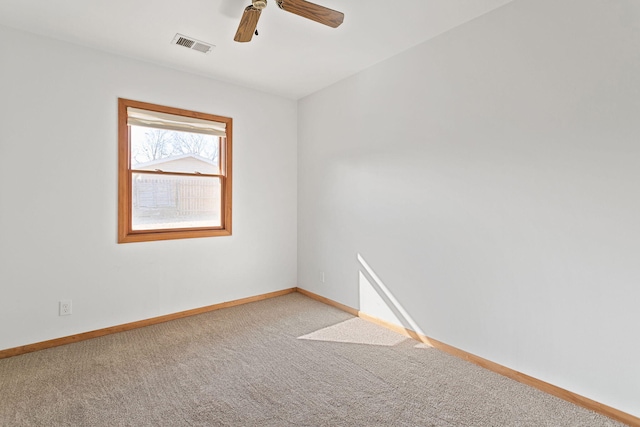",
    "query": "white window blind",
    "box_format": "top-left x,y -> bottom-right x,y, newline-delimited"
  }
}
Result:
127,107 -> 227,137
